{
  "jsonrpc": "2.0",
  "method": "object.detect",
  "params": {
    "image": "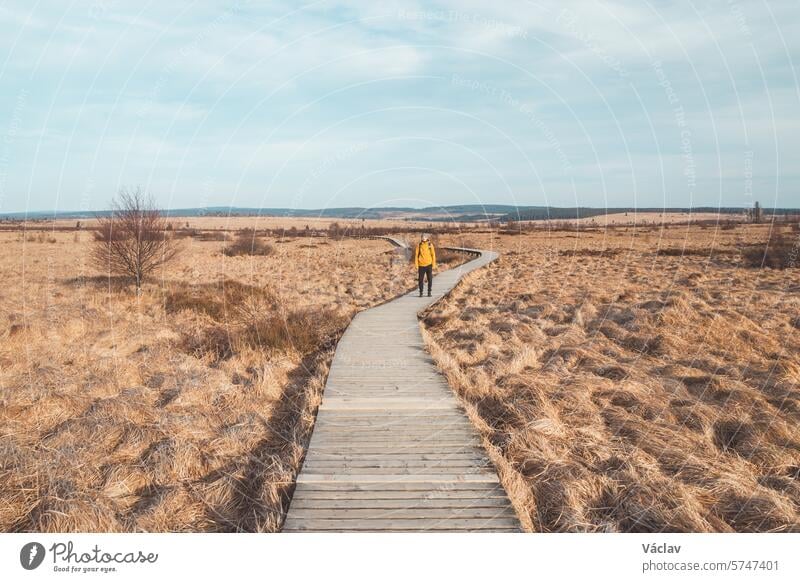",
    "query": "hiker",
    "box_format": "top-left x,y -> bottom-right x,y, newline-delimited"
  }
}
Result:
415,233 -> 436,297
